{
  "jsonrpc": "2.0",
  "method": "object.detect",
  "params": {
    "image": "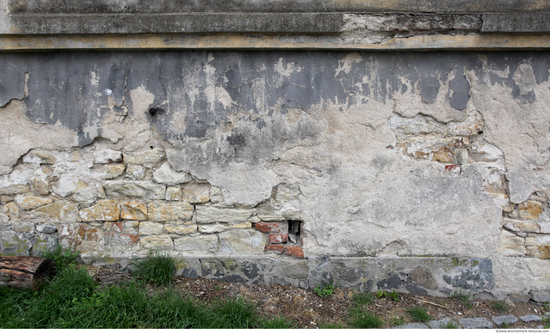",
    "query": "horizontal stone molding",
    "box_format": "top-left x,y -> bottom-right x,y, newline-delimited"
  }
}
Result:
482,13 -> 550,33
6,13 -> 343,35
2,33 -> 550,51
7,0 -> 550,14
